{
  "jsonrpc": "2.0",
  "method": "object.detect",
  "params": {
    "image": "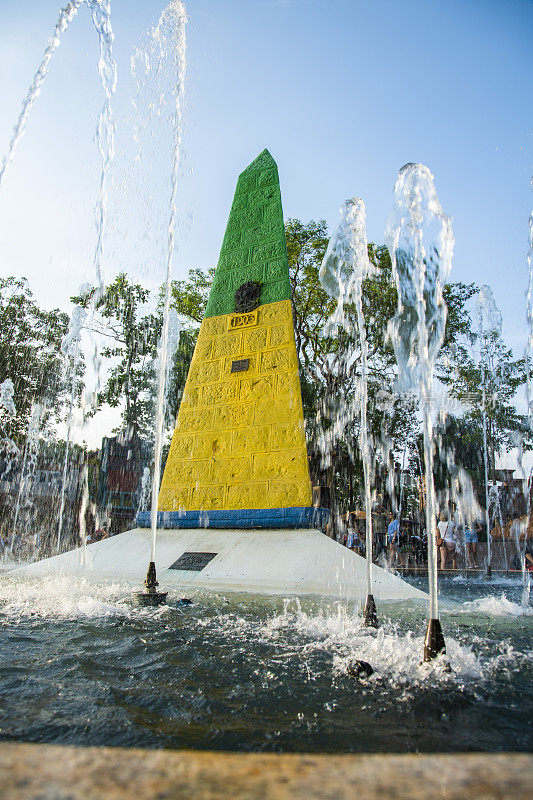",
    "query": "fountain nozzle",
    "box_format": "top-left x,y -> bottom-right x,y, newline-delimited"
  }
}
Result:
362,593 -> 378,628
423,618 -> 446,661
144,561 -> 158,590
134,561 -> 168,607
